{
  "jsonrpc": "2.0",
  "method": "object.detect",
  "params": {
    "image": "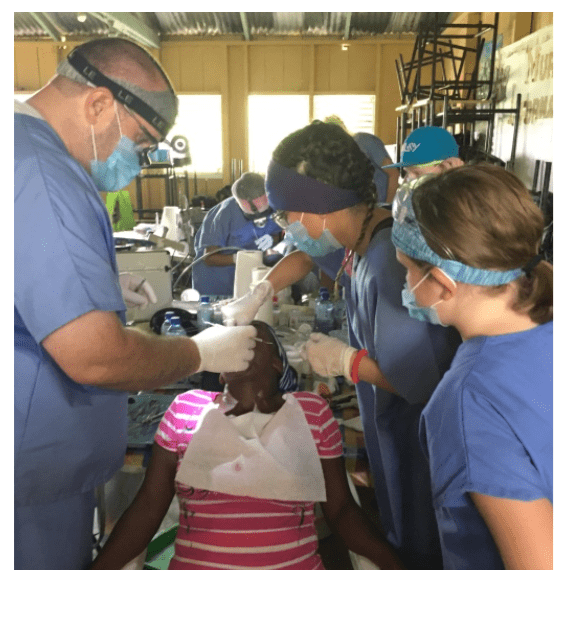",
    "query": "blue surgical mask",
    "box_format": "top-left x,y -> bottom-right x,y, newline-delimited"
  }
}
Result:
90,106 -> 142,192
401,271 -> 453,326
284,214 -> 343,257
